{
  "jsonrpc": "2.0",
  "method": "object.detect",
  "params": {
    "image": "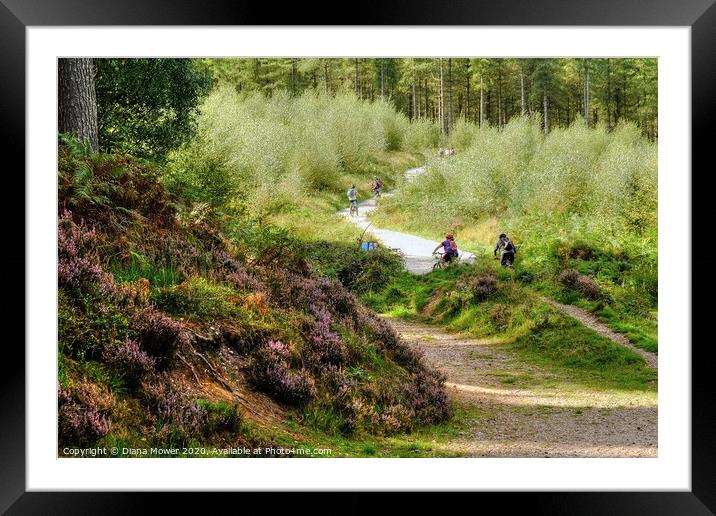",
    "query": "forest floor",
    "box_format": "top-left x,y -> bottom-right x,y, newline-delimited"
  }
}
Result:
336,166 -> 658,457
